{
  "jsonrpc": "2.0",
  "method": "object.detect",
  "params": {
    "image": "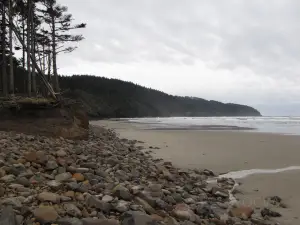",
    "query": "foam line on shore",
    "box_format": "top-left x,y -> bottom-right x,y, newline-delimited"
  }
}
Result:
209,166 -> 300,205
219,166 -> 300,179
